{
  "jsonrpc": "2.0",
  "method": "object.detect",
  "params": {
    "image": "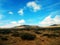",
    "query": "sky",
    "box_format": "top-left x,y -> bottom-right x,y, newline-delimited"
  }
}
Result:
0,0 -> 60,28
